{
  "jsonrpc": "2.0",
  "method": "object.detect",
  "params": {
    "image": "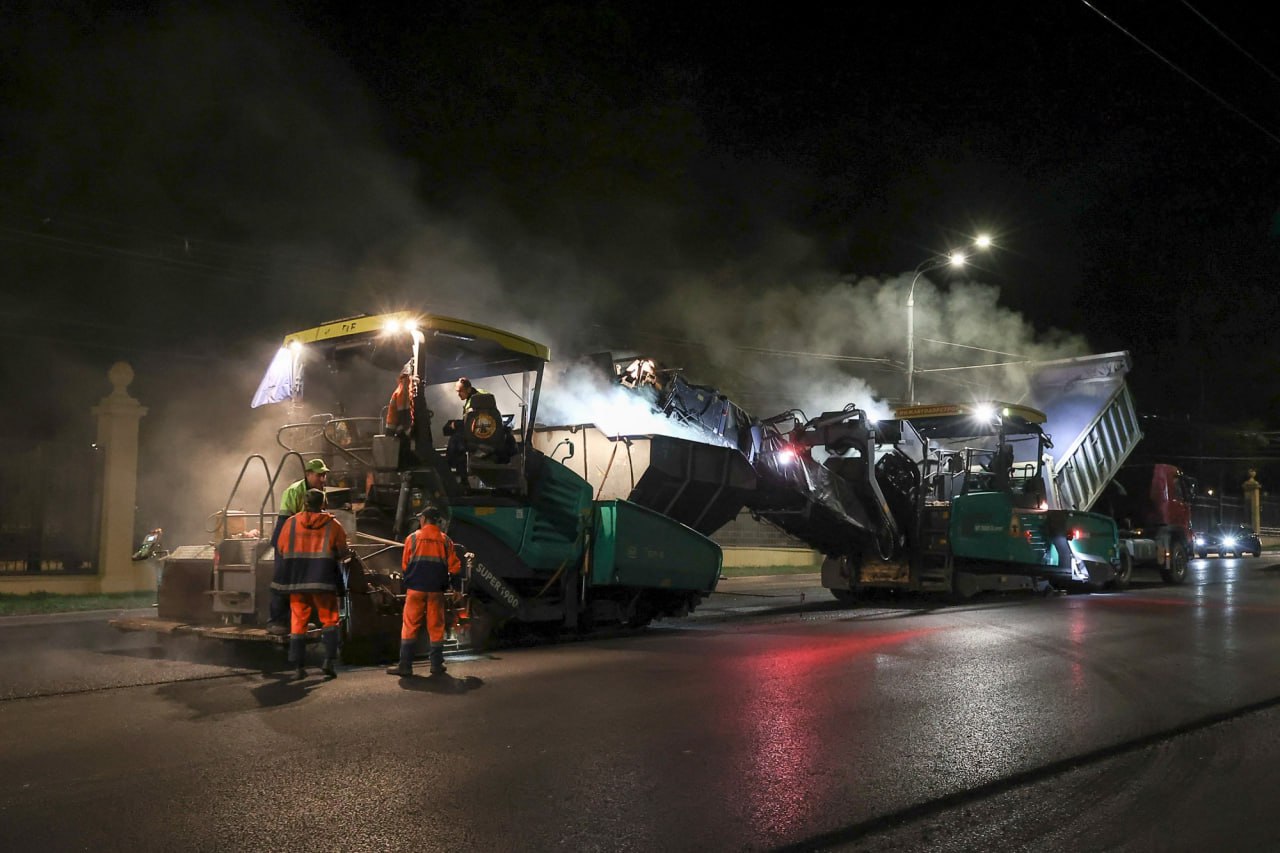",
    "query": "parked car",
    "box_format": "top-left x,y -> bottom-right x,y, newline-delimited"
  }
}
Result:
1194,523 -> 1263,558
